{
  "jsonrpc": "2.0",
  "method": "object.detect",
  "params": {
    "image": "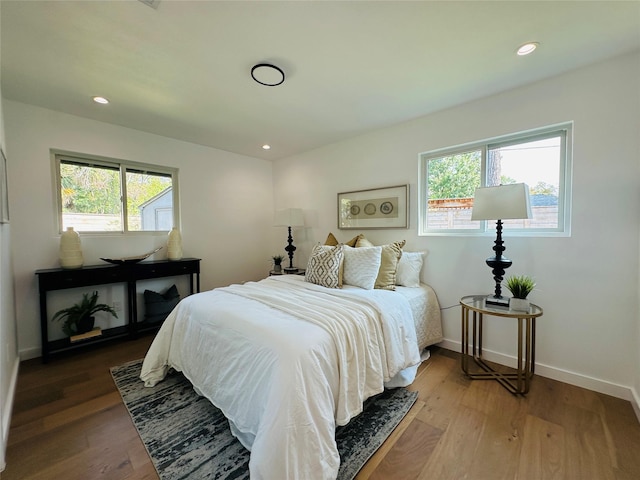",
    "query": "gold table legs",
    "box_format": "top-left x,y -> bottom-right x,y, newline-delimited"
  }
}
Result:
461,307 -> 537,395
